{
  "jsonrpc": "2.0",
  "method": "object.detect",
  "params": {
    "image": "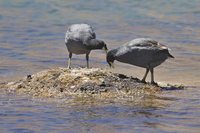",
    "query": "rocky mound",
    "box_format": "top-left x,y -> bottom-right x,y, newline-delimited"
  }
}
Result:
0,67 -> 183,102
